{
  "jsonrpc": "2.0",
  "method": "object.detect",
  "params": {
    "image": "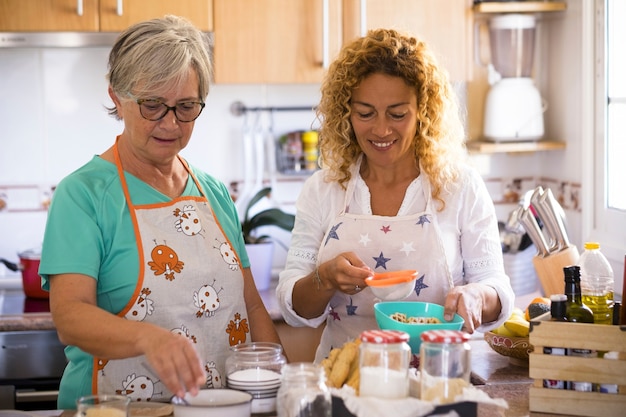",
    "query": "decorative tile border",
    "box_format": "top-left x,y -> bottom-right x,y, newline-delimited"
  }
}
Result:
483,176 -> 581,212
